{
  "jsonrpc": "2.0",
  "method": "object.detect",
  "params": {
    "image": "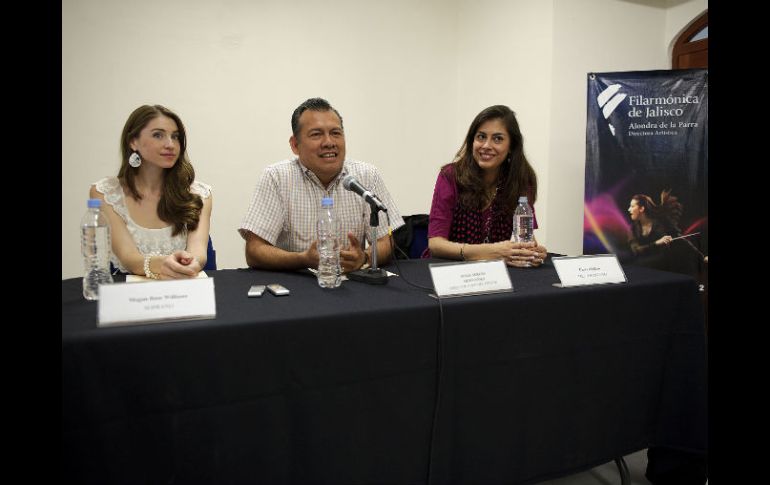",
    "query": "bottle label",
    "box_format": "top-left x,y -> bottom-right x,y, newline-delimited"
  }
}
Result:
513,214 -> 534,242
